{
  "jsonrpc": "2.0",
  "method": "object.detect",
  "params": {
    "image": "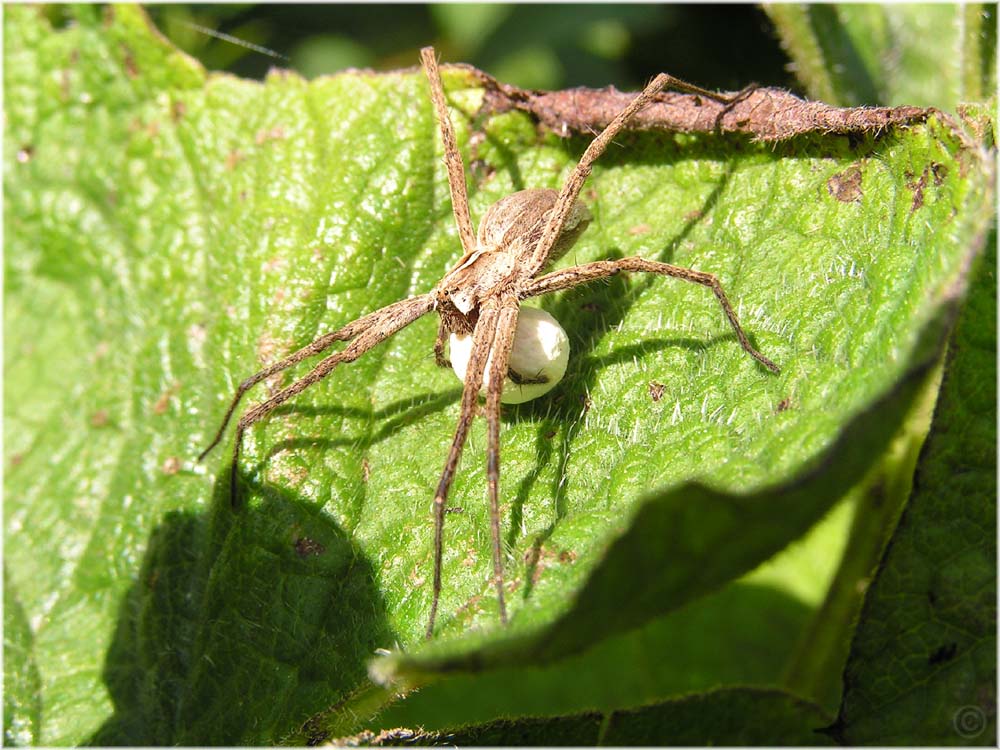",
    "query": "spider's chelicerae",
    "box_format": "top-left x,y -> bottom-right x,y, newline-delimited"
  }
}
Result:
199,47 -> 780,638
